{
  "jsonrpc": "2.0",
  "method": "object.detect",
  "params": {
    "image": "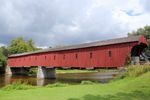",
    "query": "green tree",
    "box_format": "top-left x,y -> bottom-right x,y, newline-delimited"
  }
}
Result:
8,37 -> 37,54
128,25 -> 150,47
128,25 -> 150,56
0,47 -> 7,72
27,39 -> 37,51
